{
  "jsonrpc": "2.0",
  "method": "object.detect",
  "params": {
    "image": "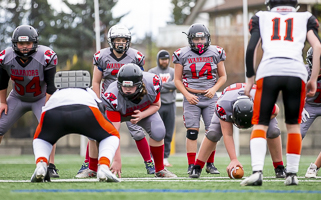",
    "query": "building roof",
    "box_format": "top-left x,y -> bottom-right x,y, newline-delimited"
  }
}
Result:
201,0 -> 265,13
